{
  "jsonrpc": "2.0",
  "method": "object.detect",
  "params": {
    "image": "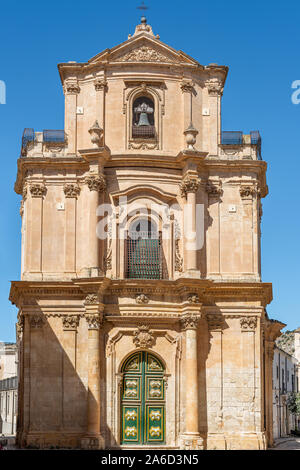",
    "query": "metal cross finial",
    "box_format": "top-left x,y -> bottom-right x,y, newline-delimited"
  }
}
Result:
137,1 -> 149,23
137,1 -> 148,12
